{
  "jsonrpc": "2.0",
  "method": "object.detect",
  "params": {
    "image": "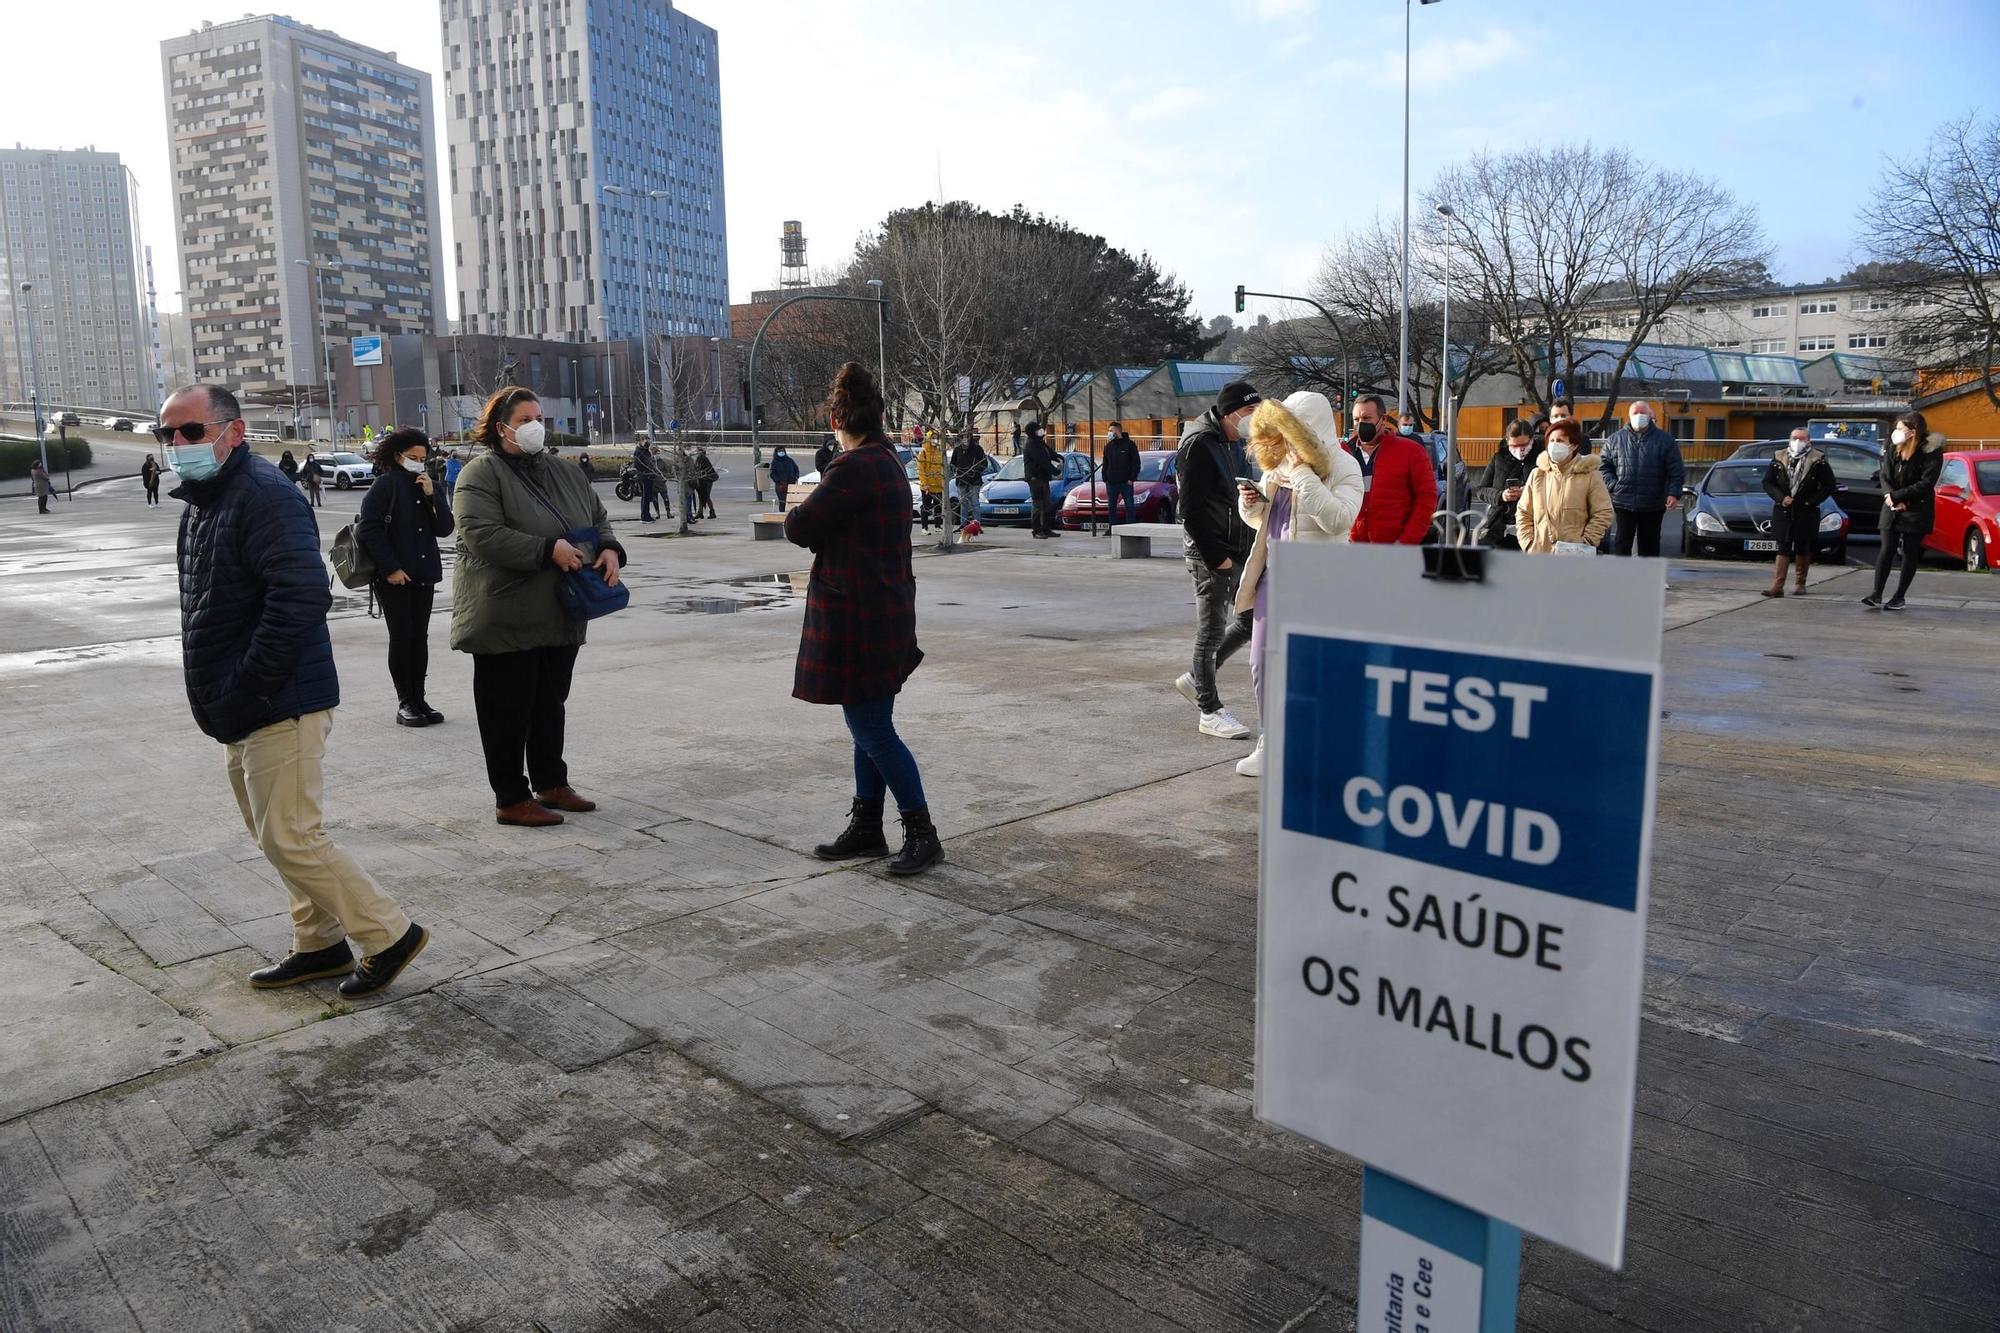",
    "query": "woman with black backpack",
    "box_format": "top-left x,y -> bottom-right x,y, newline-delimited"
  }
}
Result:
356,428 -> 455,727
